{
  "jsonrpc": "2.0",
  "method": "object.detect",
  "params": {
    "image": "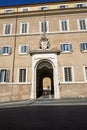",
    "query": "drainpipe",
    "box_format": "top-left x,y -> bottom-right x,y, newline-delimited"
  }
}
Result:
12,7 -> 18,82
